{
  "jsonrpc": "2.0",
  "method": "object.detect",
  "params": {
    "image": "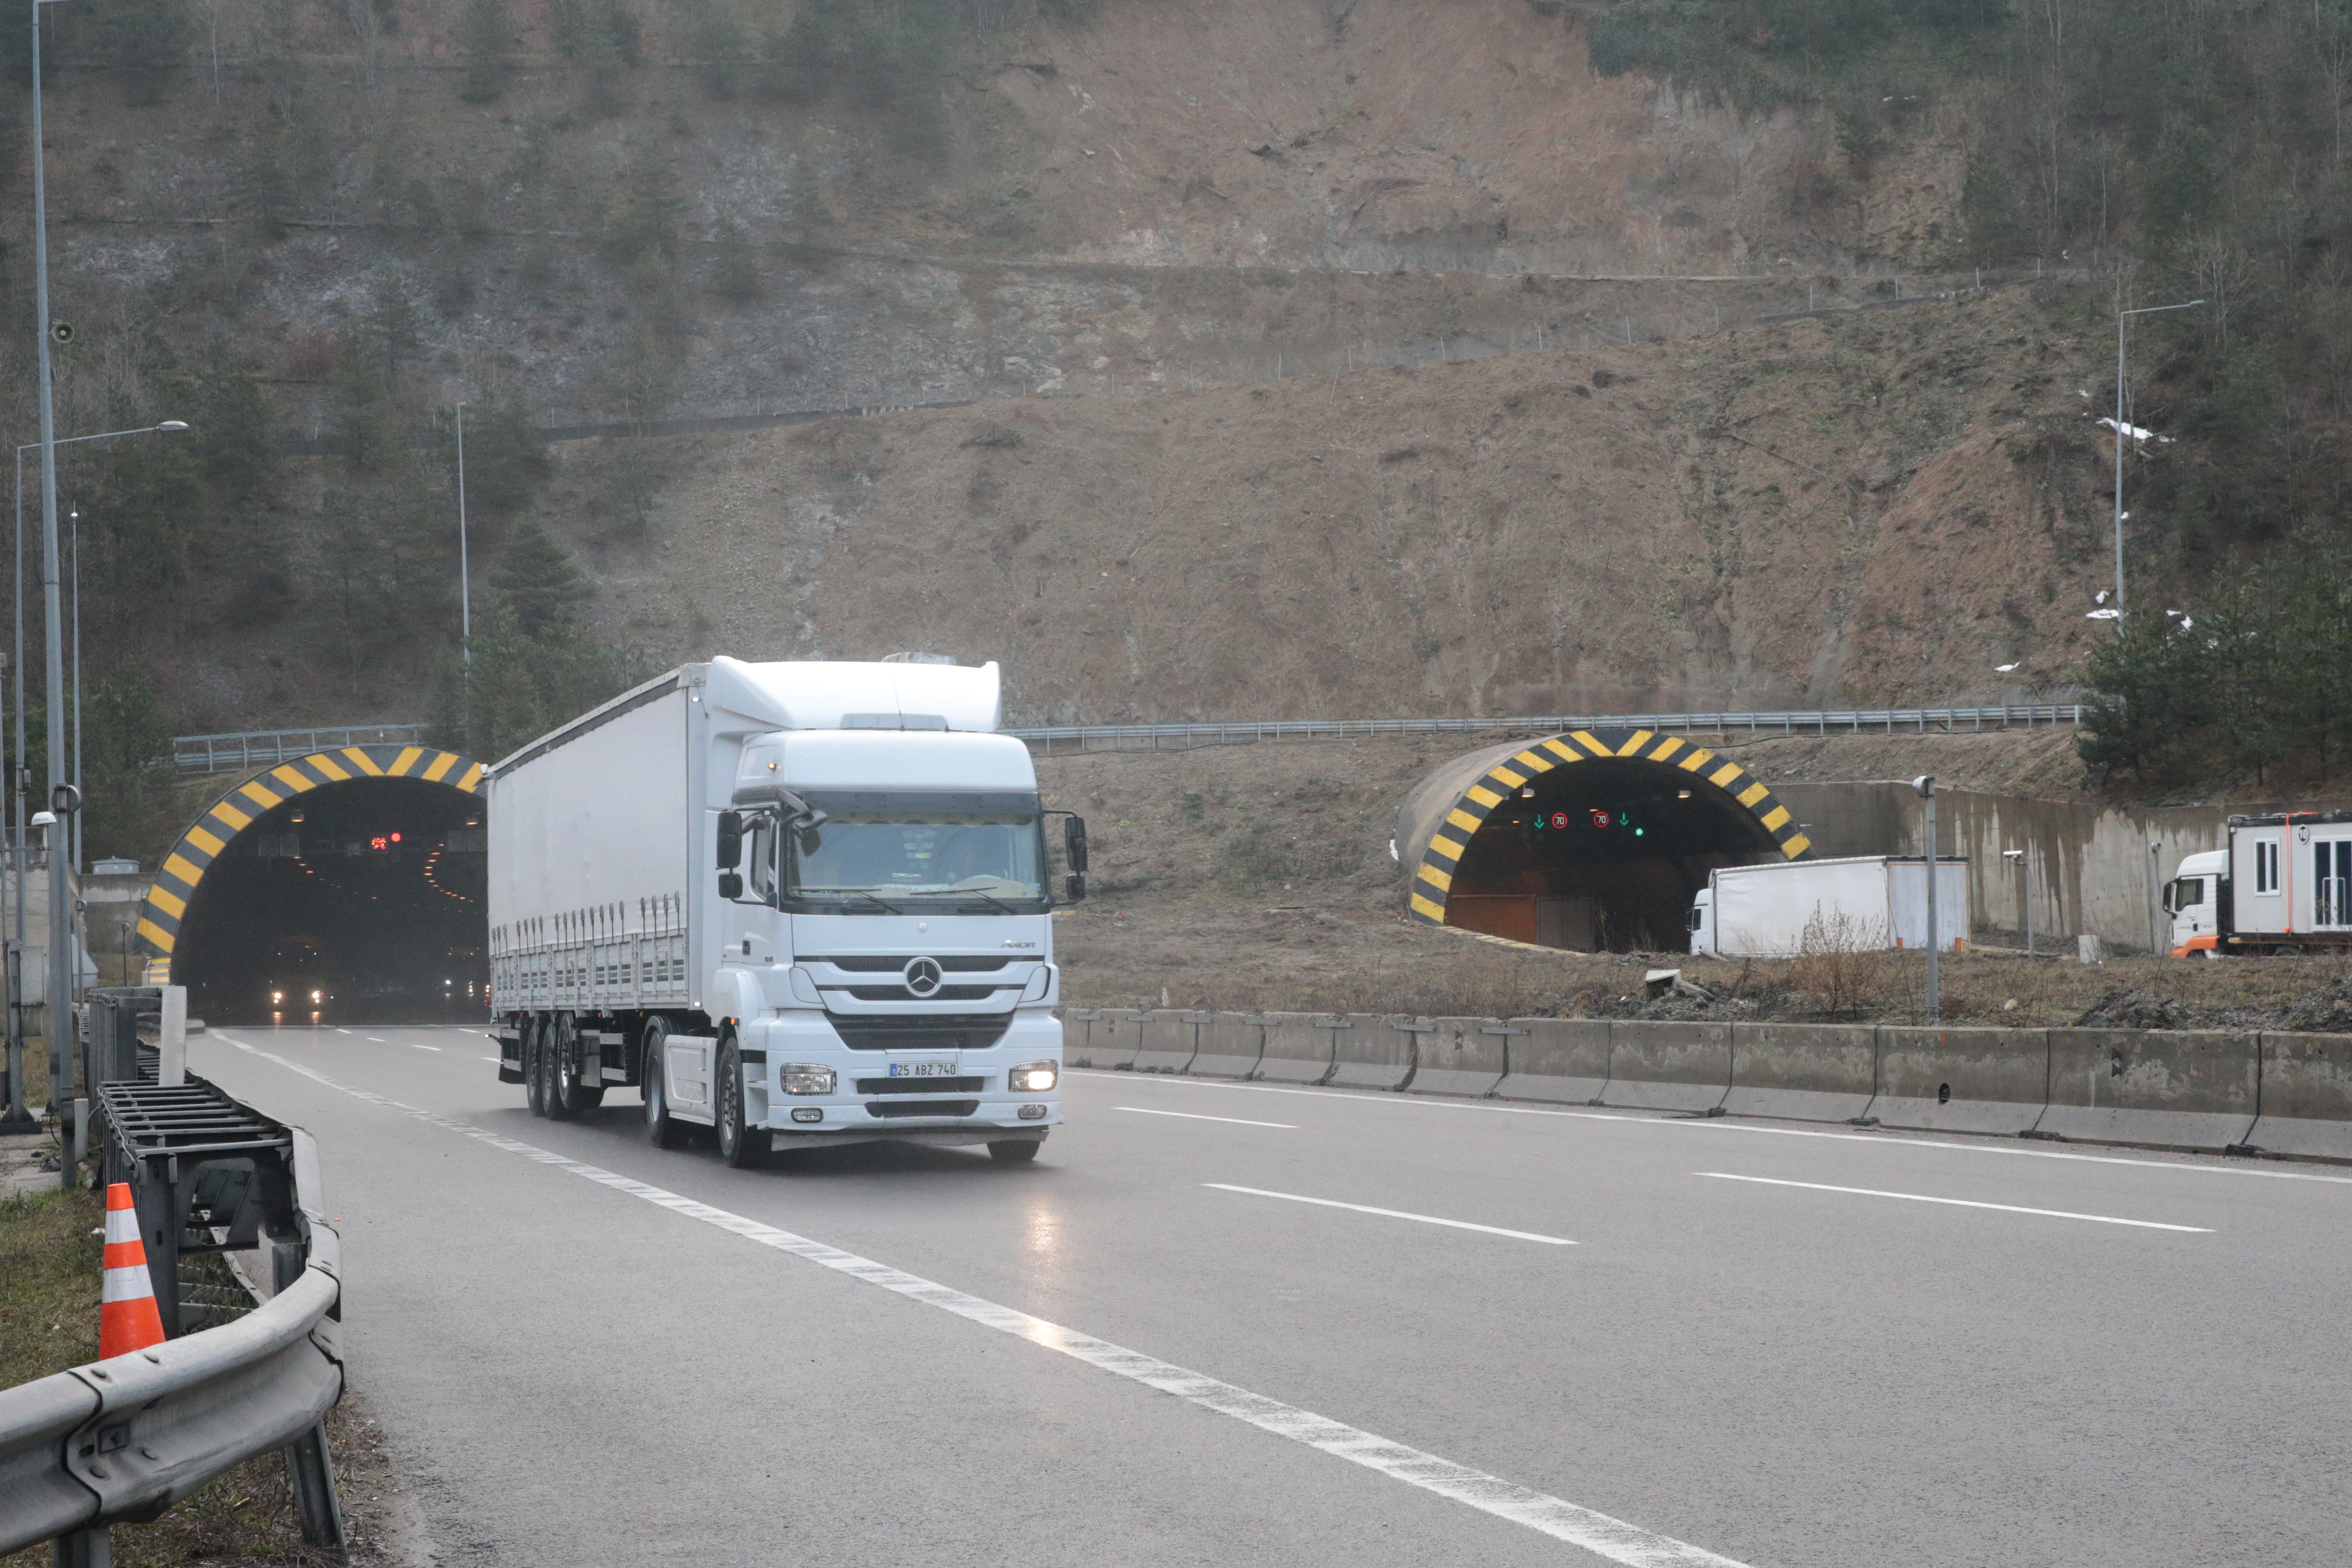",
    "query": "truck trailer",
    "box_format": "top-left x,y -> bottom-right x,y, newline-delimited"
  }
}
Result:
2166,811 -> 2352,957
484,656 -> 1084,1166
1688,855 -> 1969,959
